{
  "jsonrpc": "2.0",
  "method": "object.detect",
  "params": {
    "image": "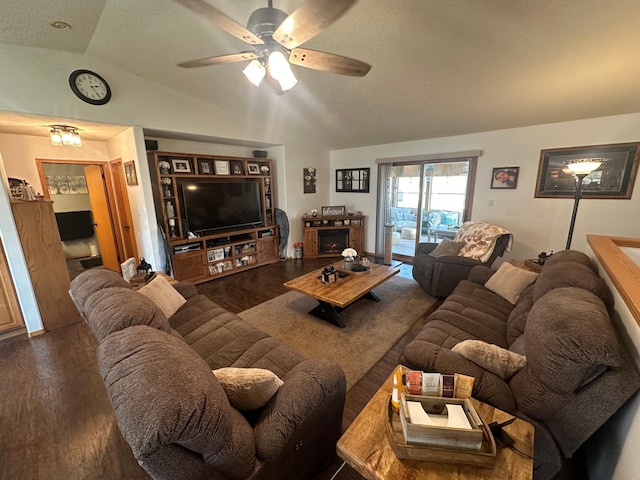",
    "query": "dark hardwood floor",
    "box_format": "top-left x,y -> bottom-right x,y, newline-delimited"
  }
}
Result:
0,258 -> 422,480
